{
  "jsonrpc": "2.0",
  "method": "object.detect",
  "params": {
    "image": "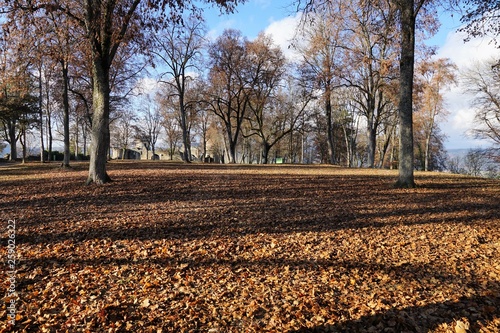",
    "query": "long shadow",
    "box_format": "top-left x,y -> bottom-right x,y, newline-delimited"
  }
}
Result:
2,166 -> 499,245
4,163 -> 499,332
290,295 -> 500,332
17,248 -> 500,332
